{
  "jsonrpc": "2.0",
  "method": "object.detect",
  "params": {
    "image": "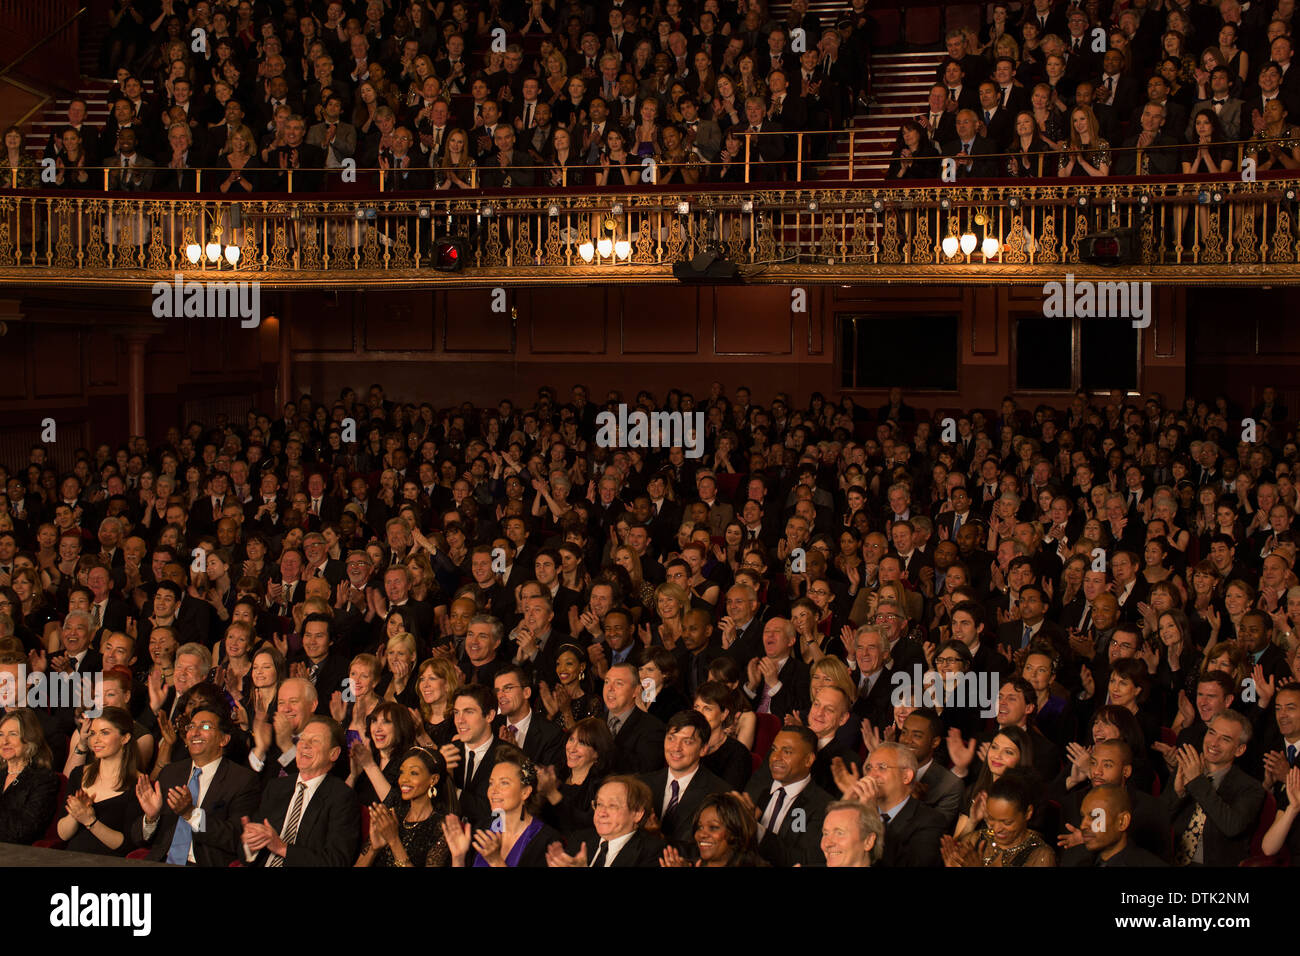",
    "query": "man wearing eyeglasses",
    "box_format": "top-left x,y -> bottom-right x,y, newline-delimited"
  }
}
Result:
493,666 -> 564,768
134,708 -> 261,866
854,740 -> 944,867
872,598 -> 926,673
